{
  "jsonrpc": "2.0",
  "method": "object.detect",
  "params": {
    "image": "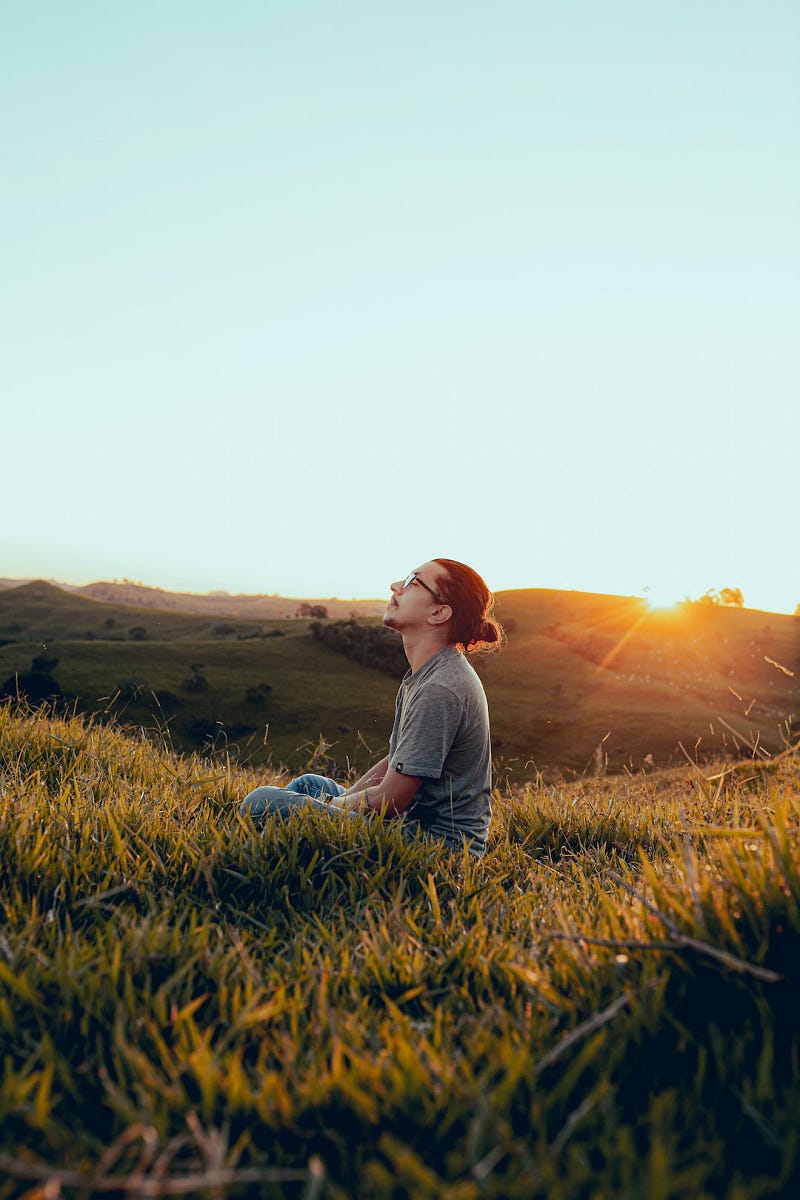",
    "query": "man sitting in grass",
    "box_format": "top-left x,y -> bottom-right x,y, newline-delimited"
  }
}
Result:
241,558 -> 503,858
